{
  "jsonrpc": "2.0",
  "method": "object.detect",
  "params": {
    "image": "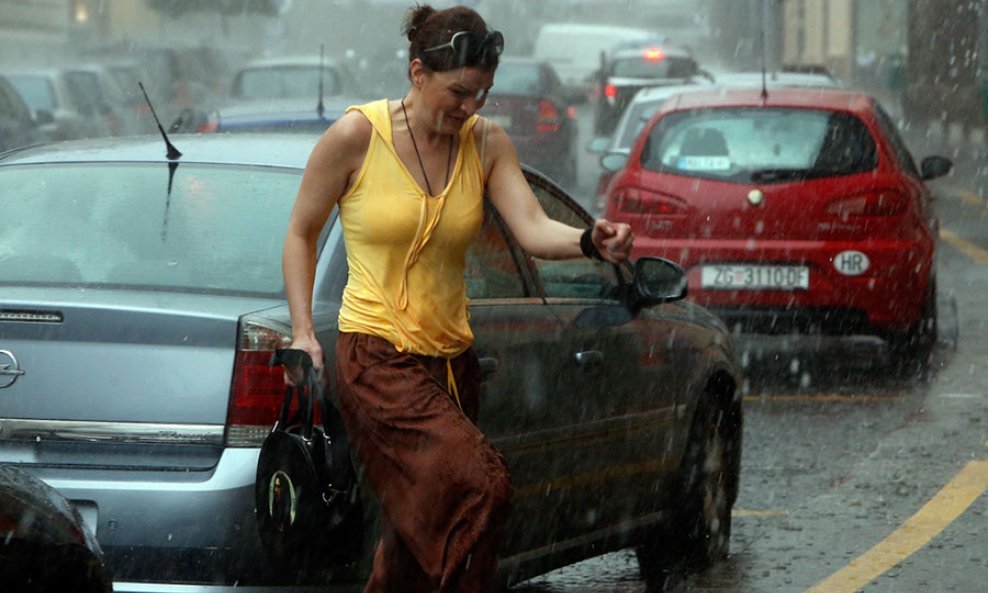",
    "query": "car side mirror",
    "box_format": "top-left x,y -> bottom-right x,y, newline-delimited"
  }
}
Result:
600,151 -> 628,173
34,109 -> 54,125
631,257 -> 688,309
920,155 -> 952,181
585,136 -> 610,155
